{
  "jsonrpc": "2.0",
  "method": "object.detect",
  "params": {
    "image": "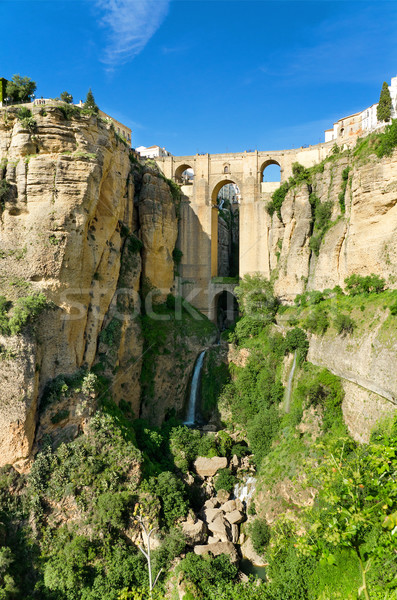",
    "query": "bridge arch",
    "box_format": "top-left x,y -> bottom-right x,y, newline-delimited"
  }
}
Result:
175,163 -> 194,184
209,287 -> 239,329
260,159 -> 281,182
211,179 -> 240,278
211,177 -> 243,205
